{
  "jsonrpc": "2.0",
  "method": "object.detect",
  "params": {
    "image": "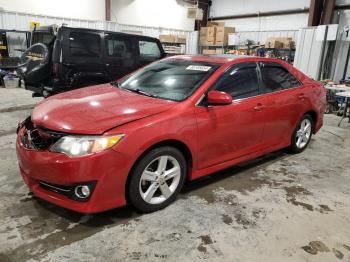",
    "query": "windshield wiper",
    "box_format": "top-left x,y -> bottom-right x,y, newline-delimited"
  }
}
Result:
111,81 -> 159,99
123,88 -> 159,99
